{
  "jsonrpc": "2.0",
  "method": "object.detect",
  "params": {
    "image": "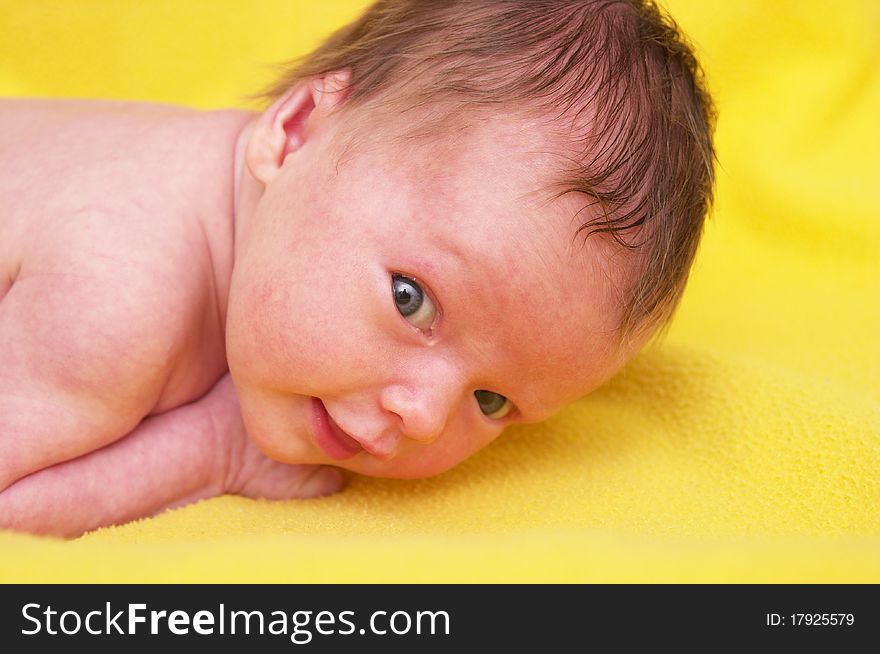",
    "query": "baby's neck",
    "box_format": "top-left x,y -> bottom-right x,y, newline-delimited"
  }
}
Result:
230,117 -> 263,261
194,110 -> 258,339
